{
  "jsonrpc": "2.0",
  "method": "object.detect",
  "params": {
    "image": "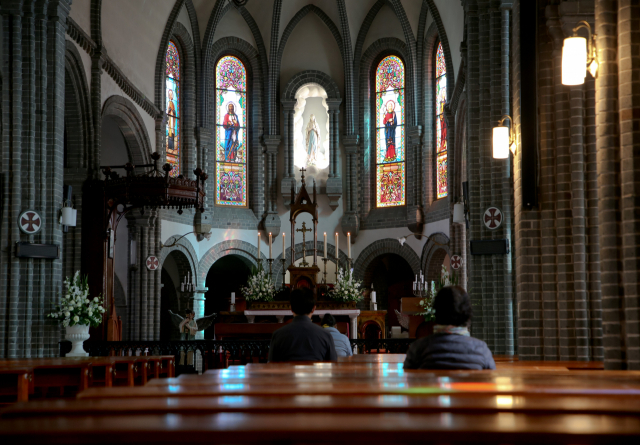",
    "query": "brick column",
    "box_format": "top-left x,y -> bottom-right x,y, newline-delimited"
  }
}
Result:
262,135 -> 281,236
341,135 -> 359,238
406,126 -> 424,235
326,100 -> 343,210
280,100 -> 296,207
